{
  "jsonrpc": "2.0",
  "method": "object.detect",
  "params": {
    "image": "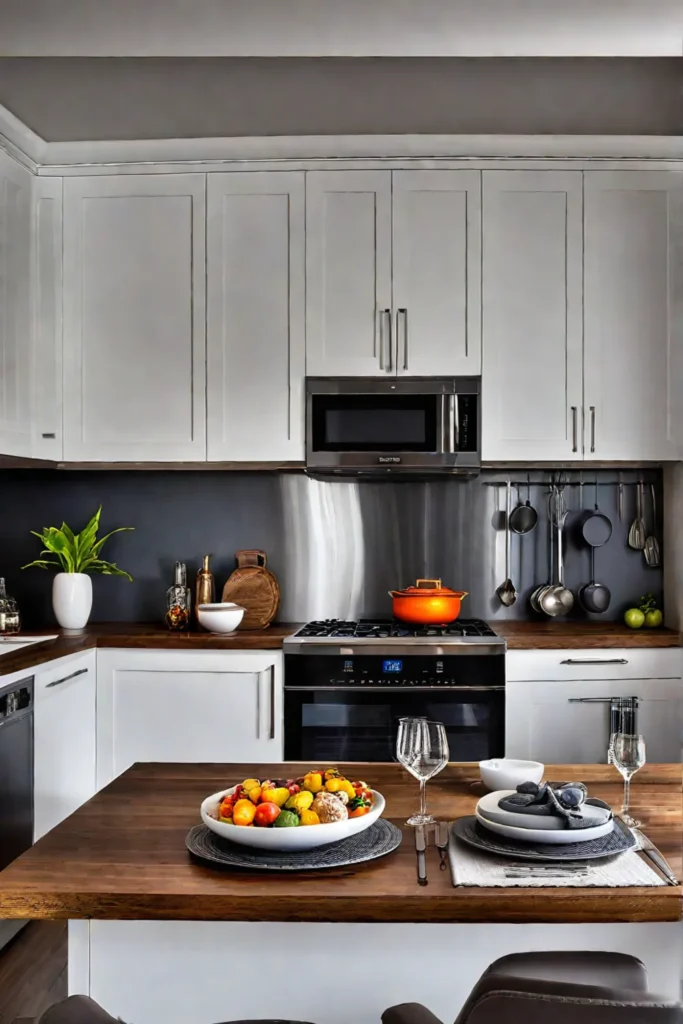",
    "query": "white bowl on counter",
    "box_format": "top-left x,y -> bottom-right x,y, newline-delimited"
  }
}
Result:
479,758 -> 544,792
197,603 -> 245,634
201,786 -> 385,851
